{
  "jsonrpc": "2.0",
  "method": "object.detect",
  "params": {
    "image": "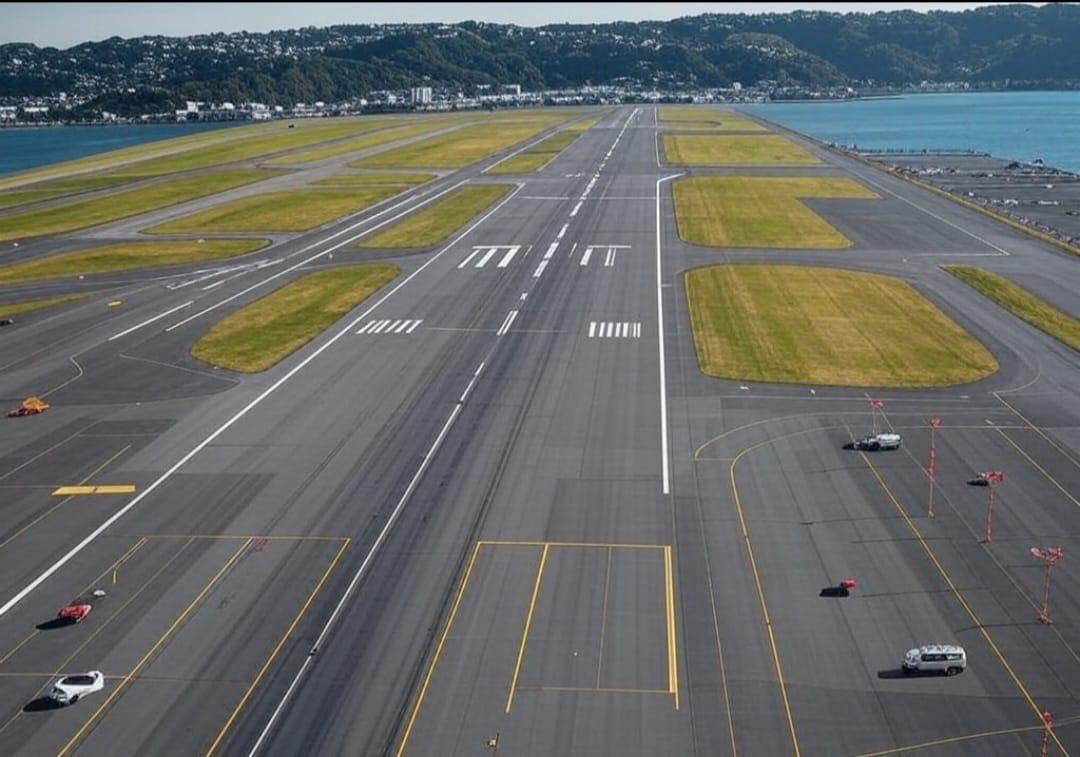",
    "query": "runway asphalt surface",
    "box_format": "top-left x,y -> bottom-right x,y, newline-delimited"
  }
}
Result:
0,105 -> 1078,757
